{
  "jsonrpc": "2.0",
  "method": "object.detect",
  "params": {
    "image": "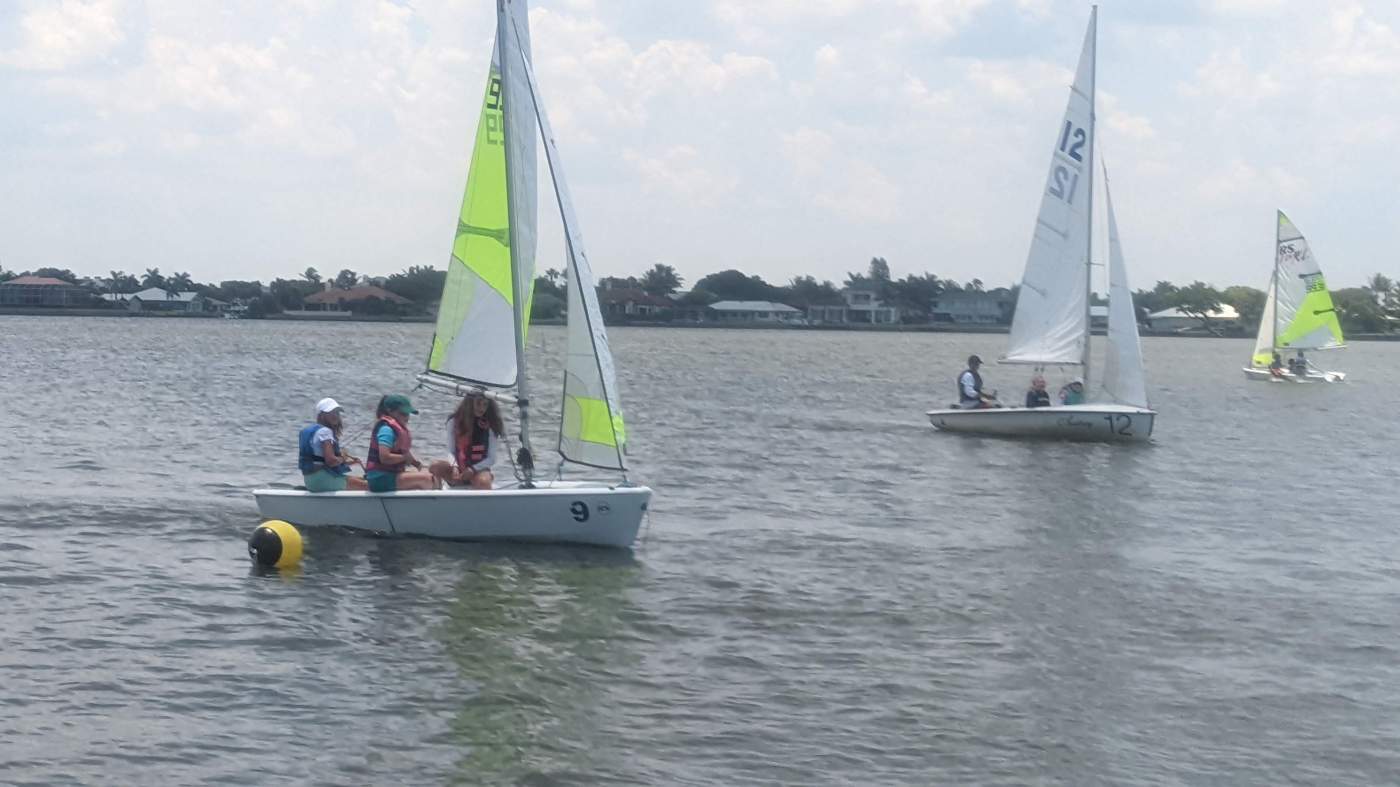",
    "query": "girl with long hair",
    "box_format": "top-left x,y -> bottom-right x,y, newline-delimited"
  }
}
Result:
430,393 -> 505,490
